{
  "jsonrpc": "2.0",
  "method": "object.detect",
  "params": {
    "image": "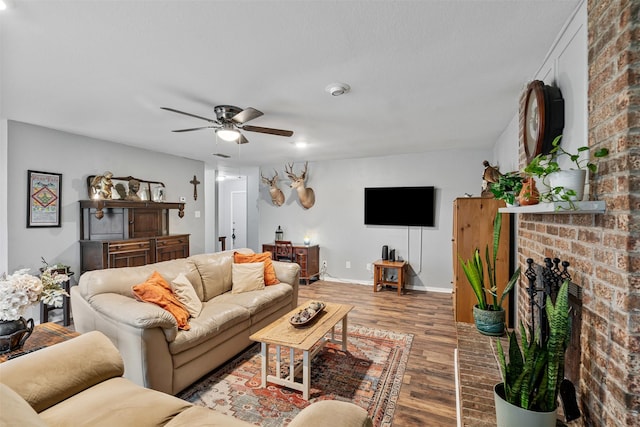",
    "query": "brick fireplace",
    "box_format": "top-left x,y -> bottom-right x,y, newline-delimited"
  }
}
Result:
514,1 -> 639,425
